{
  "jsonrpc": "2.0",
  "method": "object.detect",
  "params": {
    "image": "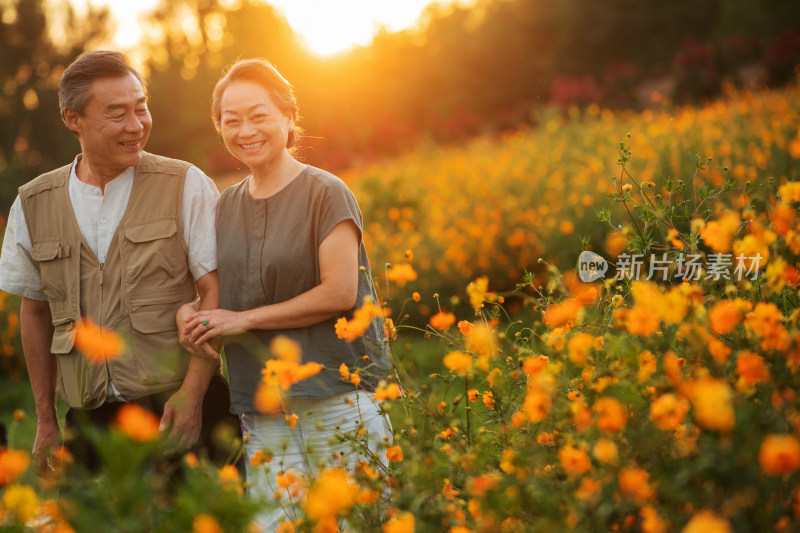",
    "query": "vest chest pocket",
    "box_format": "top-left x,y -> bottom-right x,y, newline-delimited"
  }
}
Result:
30,240 -> 71,301
123,218 -> 186,286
